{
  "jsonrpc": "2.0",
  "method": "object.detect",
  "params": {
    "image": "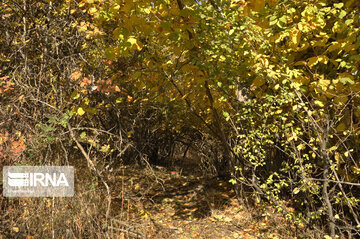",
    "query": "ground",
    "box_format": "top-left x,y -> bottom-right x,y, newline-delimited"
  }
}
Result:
104,164 -> 299,239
